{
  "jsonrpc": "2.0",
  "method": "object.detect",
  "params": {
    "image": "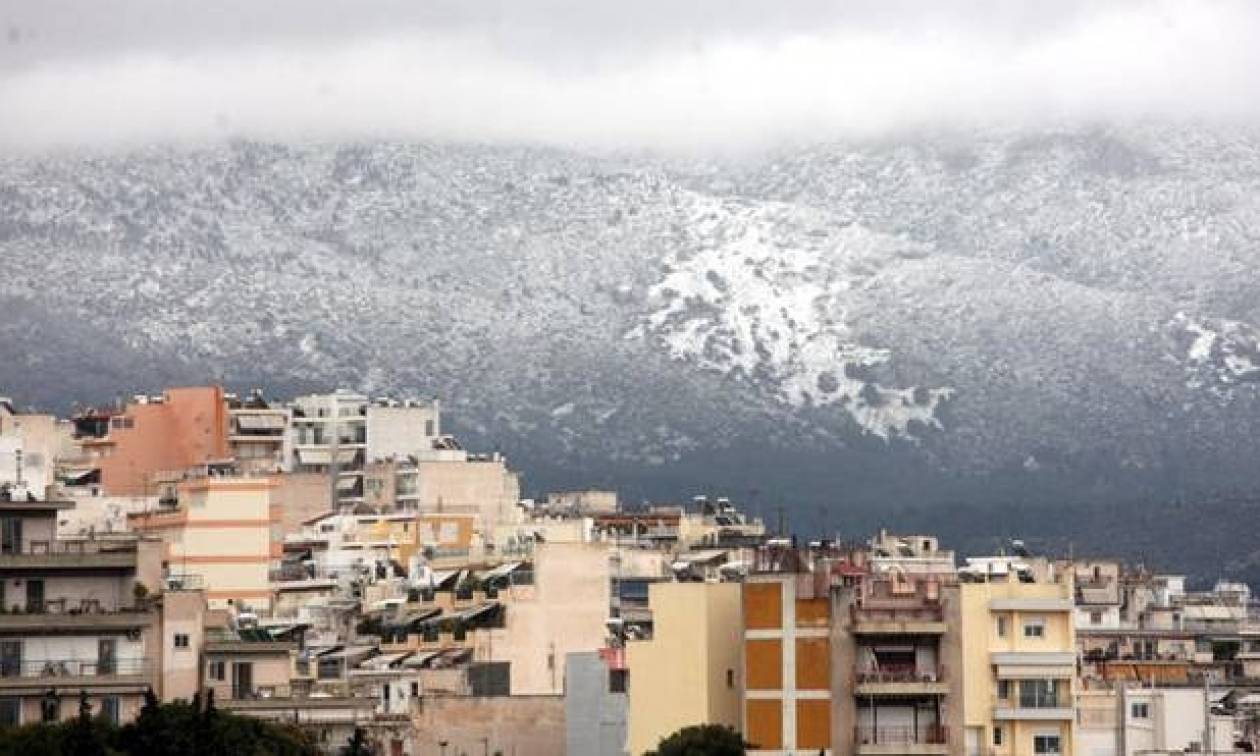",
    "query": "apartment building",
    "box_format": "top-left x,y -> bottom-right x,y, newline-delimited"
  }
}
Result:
834,557 -> 964,756
627,580 -> 742,755
226,393 -> 291,475
130,476 -> 278,613
1076,686 -> 1234,756
959,558 -> 1076,756
0,492 -> 202,727
68,387 -> 230,497
0,401 -> 68,500
288,392 -> 440,510
740,553 -> 832,755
